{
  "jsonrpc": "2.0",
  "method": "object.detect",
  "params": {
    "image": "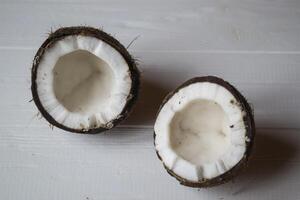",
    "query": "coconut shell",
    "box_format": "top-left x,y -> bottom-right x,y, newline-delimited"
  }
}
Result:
154,76 -> 255,187
31,26 -> 140,133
